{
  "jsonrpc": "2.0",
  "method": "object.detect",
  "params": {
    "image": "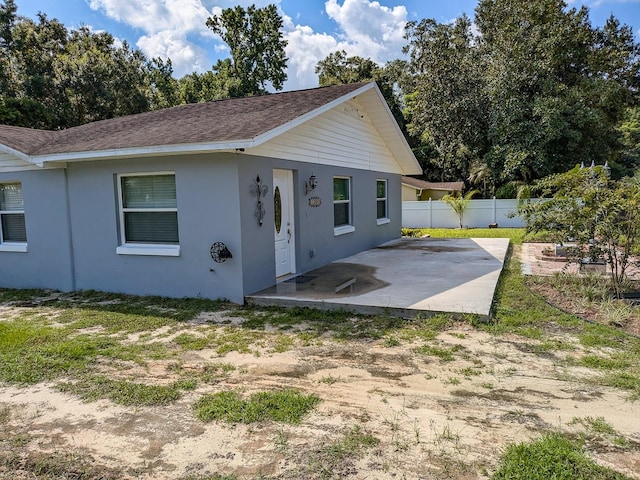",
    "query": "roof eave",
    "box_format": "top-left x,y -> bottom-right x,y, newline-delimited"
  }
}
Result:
0,143 -> 34,164
34,139 -> 256,166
